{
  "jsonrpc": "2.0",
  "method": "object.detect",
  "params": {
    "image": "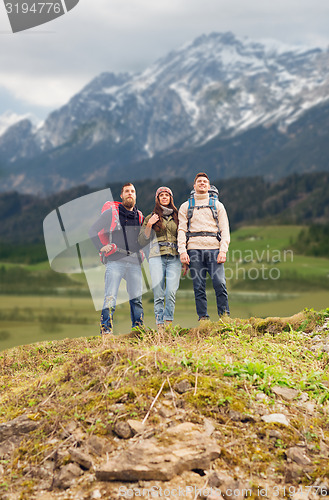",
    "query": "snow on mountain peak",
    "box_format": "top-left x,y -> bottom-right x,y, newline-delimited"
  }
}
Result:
0,111 -> 40,137
2,31 -> 329,177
